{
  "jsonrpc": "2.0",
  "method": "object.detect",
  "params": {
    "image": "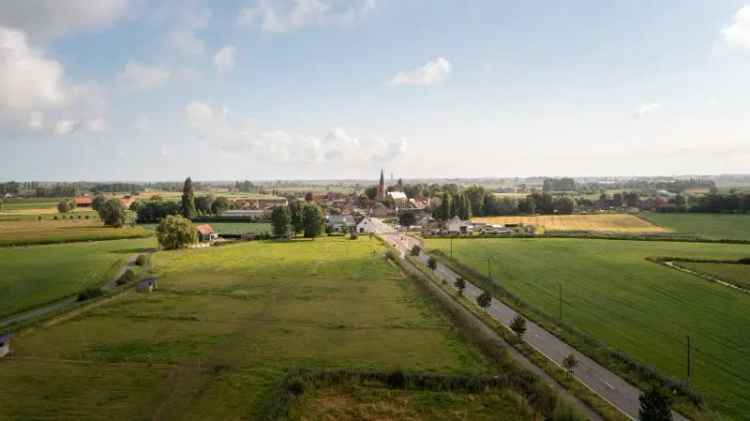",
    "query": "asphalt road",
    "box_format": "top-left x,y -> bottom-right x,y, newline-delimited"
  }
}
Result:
379,230 -> 687,421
